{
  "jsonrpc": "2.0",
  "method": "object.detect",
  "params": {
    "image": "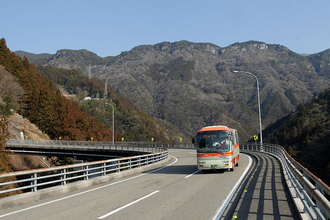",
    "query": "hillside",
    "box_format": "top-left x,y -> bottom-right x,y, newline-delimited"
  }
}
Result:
7,112 -> 51,171
34,65 -> 183,142
0,39 -> 110,141
14,50 -> 52,66
1,38 -> 172,143
263,88 -> 330,185
25,40 -> 330,143
307,49 -> 330,78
